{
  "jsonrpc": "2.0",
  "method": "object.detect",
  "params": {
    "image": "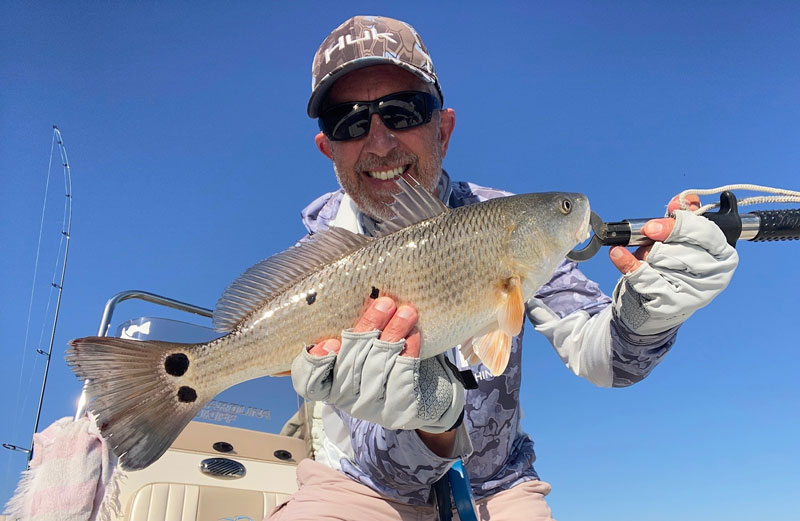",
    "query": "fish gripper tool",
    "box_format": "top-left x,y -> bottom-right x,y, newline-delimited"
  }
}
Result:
566,191 -> 800,262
